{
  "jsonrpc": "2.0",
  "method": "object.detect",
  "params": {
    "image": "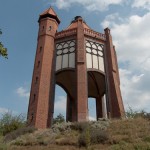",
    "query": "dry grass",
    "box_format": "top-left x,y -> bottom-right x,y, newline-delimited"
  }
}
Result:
2,117 -> 150,150
108,117 -> 150,144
